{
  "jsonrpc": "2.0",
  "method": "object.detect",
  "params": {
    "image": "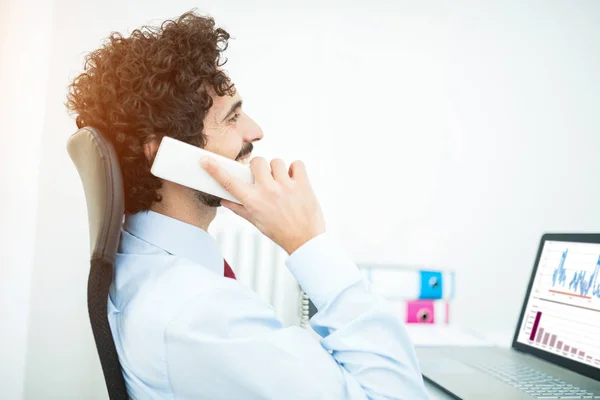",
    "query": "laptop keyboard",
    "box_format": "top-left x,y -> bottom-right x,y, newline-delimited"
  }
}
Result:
475,361 -> 598,399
